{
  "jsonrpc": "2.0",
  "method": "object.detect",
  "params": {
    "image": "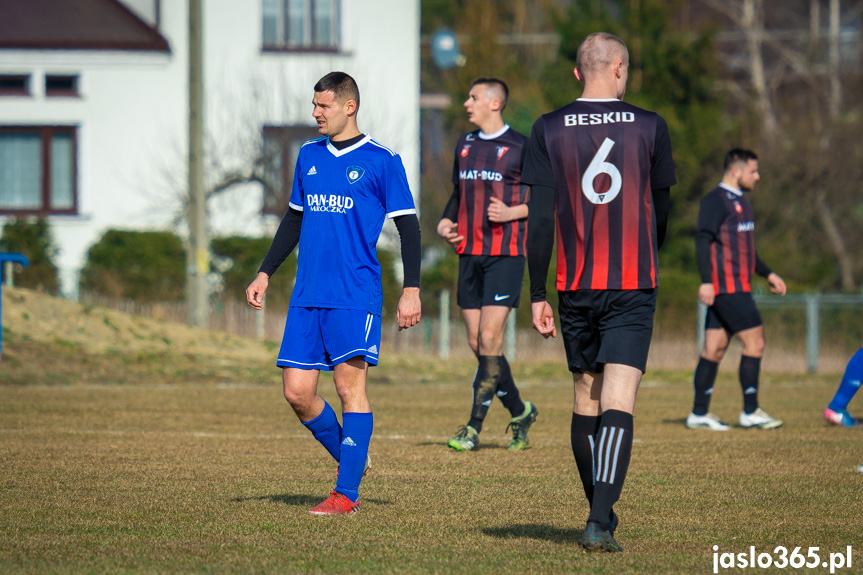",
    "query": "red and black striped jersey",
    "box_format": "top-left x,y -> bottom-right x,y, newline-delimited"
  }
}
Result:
521,99 -> 676,291
451,126 -> 528,257
698,184 -> 758,294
